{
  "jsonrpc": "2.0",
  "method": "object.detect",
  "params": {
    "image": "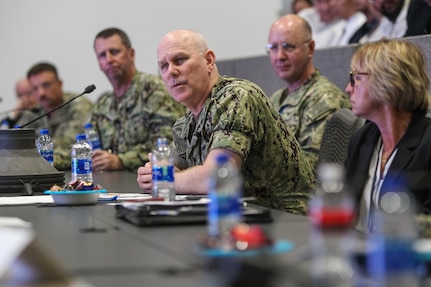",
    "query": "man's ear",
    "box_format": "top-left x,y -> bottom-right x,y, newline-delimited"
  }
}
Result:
308,40 -> 315,58
204,49 -> 216,72
129,47 -> 135,61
